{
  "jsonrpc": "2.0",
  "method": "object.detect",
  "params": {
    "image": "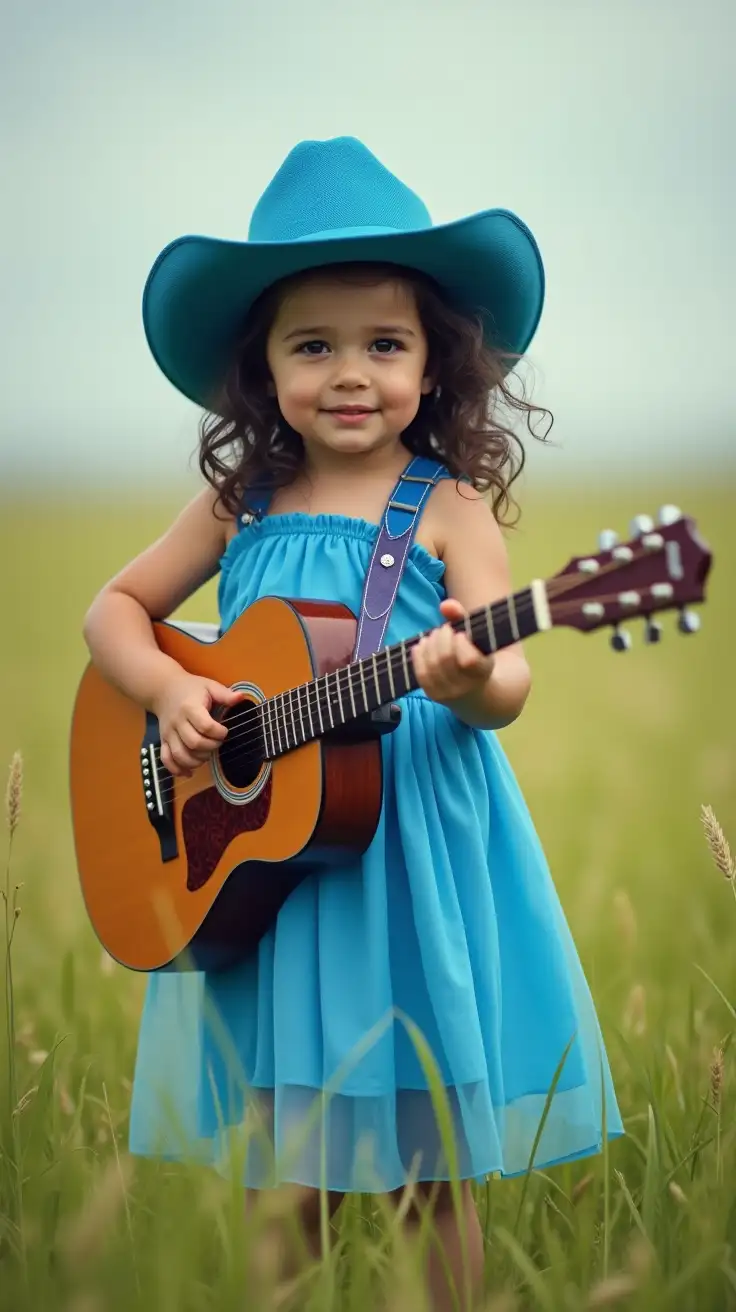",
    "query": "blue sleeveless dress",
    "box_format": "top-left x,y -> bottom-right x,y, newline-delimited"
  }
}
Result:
128,503 -> 623,1192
